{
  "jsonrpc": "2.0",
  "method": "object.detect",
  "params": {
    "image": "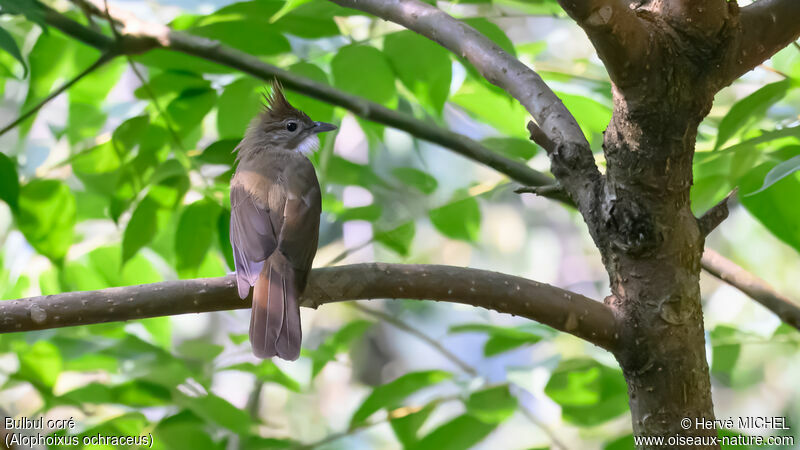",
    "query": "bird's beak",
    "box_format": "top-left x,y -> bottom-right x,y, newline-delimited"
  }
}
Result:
313,121 -> 337,133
